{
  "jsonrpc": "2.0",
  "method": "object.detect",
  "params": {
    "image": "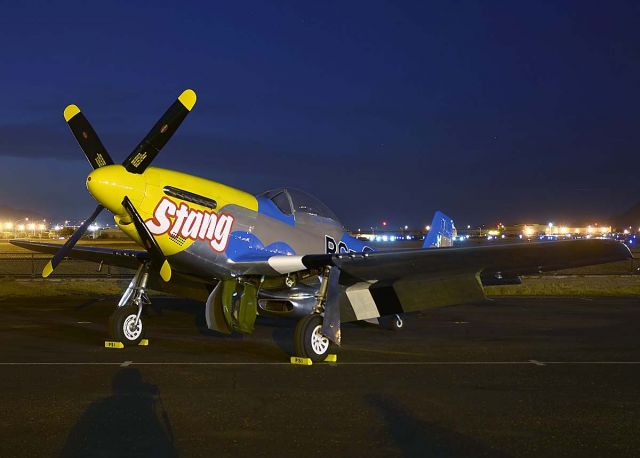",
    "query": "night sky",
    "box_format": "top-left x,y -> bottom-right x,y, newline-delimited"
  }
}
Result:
1,1 -> 639,229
